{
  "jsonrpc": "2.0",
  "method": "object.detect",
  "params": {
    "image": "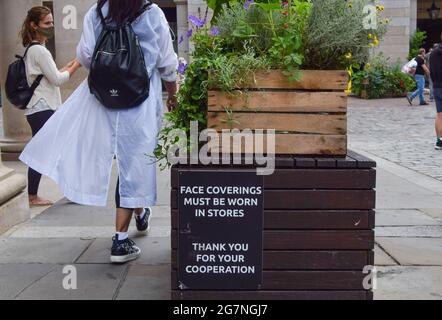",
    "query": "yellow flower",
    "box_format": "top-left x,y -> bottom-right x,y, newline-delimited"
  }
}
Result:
376,5 -> 385,11
368,33 -> 373,39
373,36 -> 379,46
369,43 -> 374,48
345,52 -> 352,59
